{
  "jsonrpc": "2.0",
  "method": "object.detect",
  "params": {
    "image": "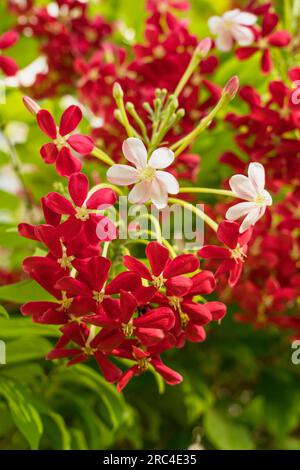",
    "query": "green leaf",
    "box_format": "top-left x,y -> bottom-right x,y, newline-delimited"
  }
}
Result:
0,317 -> 60,339
6,336 -> 53,364
0,304 -> 9,319
204,408 -> 255,450
0,280 -> 54,303
0,378 -> 43,450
